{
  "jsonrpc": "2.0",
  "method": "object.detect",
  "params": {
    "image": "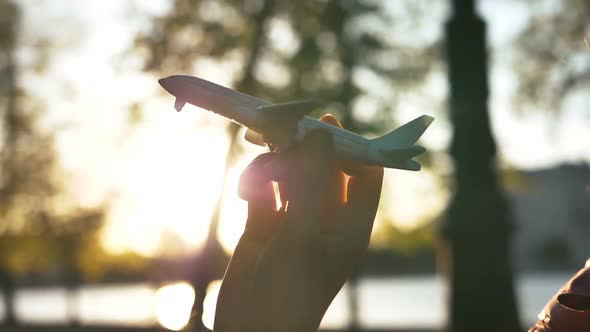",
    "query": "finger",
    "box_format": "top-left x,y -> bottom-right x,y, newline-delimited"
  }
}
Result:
340,159 -> 382,178
319,114 -> 347,230
238,153 -> 276,205
278,180 -> 288,211
215,235 -> 266,331
239,133 -> 334,330
279,130 -> 332,242
319,113 -> 341,127
346,165 -> 383,218
238,153 -> 282,243
275,114 -> 344,210
260,154 -> 289,209
216,154 -> 287,330
343,165 -> 384,243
